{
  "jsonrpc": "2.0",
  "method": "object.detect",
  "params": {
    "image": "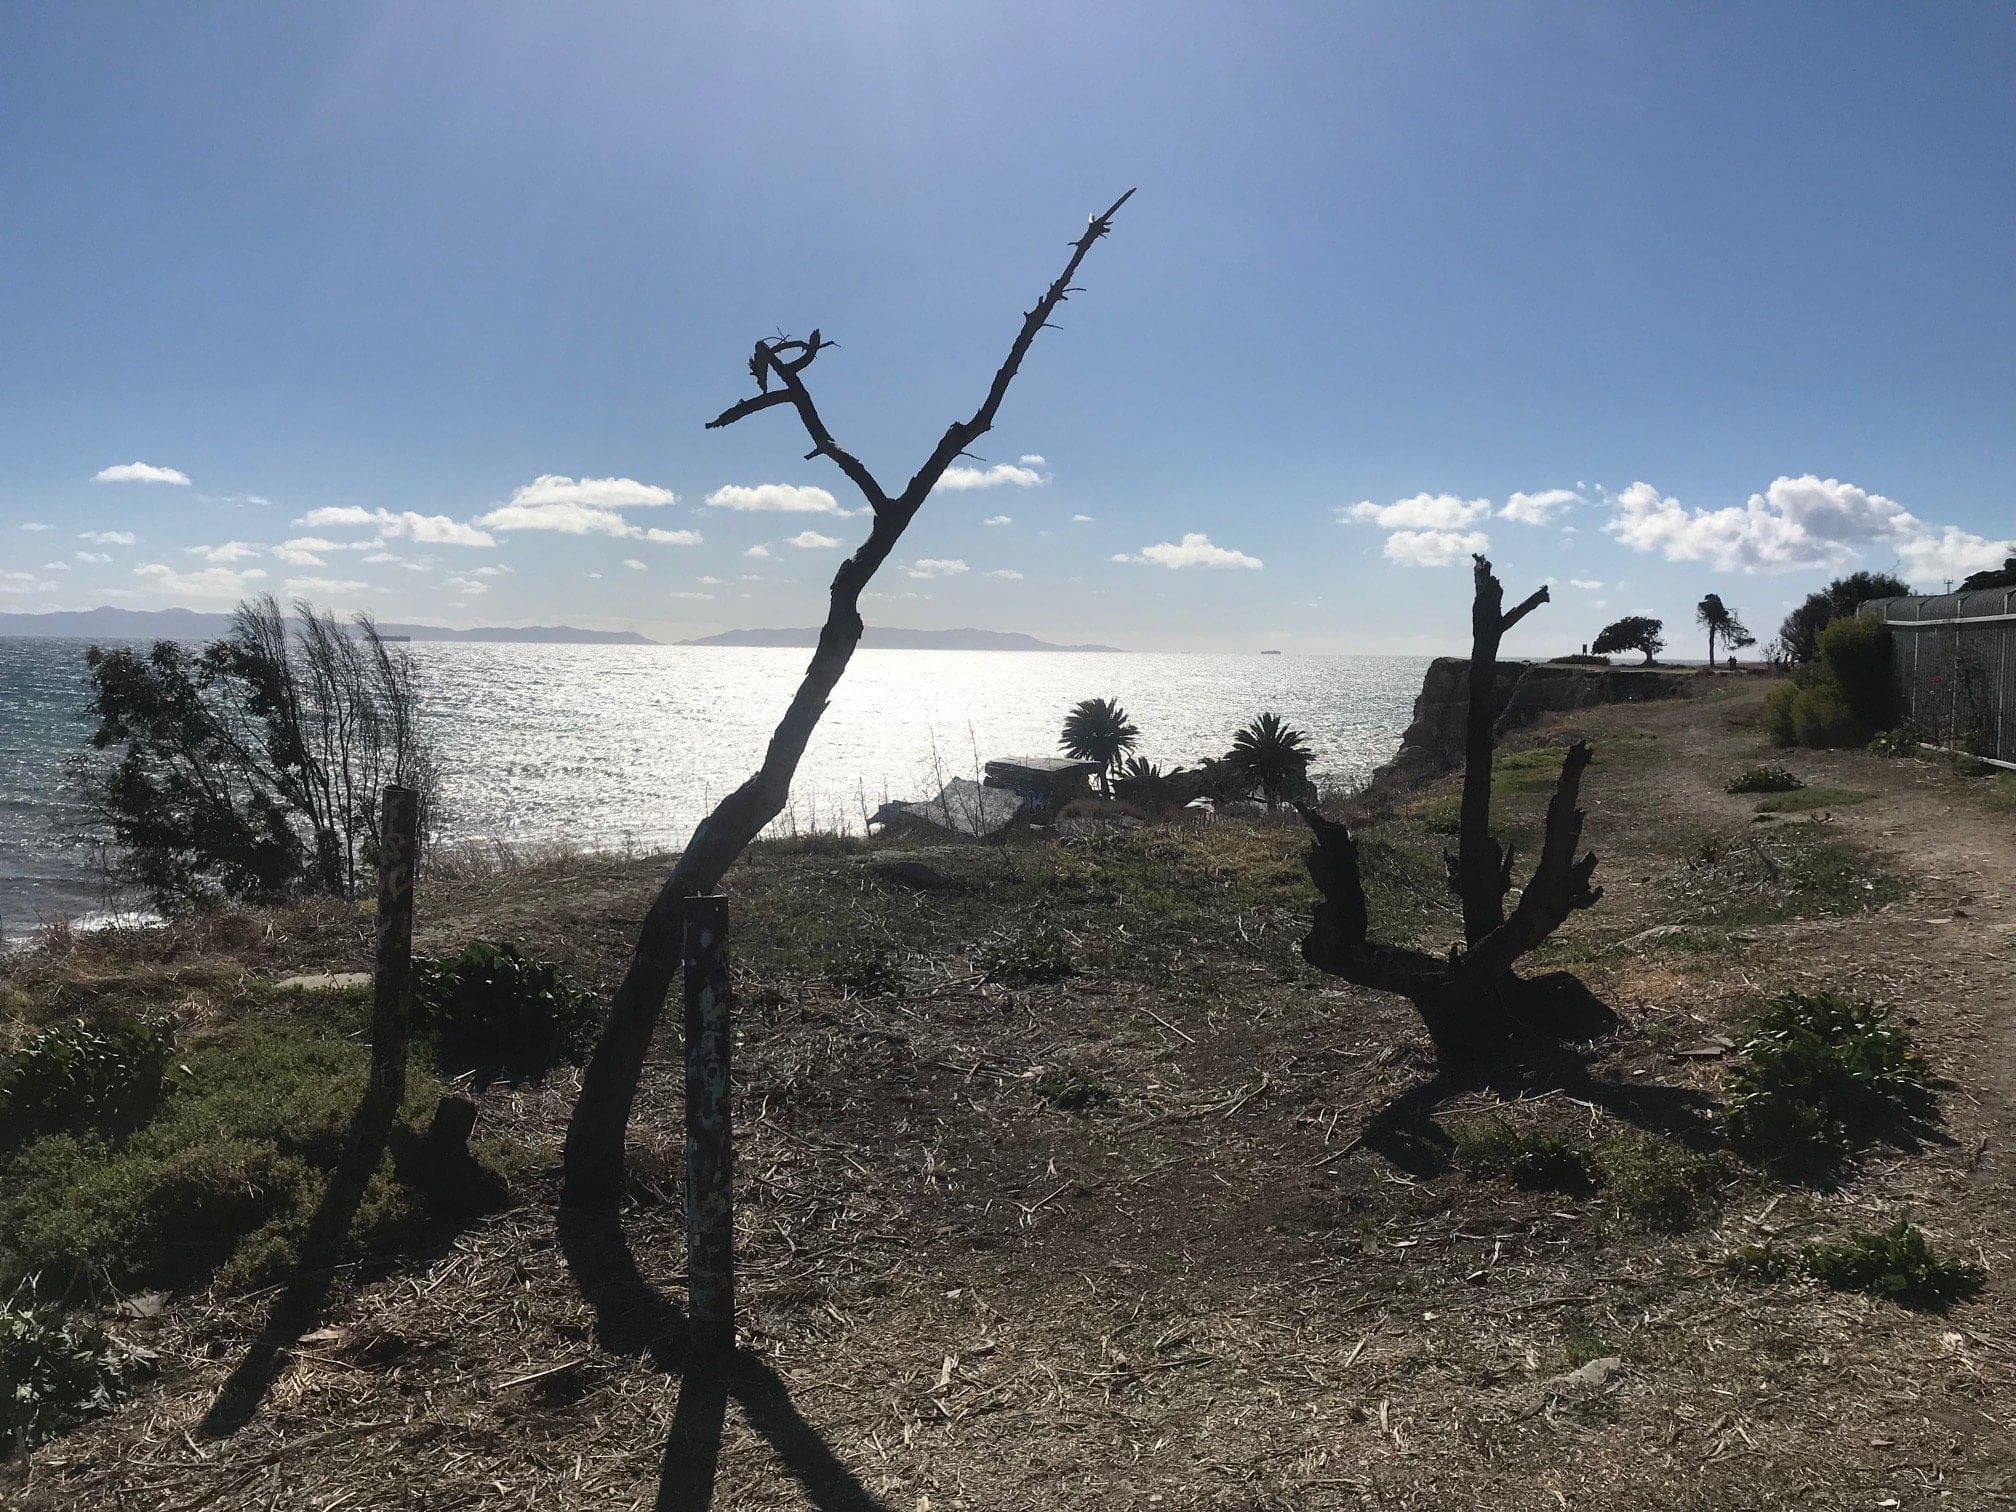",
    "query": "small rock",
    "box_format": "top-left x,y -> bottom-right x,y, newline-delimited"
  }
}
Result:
1547,1355 -> 1624,1391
